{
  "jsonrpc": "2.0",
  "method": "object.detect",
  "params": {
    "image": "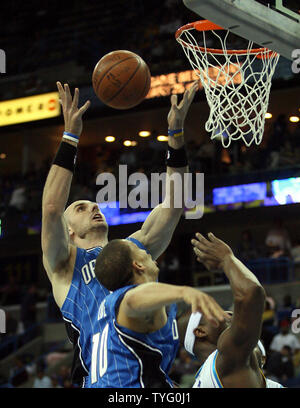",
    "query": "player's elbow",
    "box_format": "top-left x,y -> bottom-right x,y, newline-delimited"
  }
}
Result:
250,284 -> 265,305
236,283 -> 266,308
42,203 -> 62,218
